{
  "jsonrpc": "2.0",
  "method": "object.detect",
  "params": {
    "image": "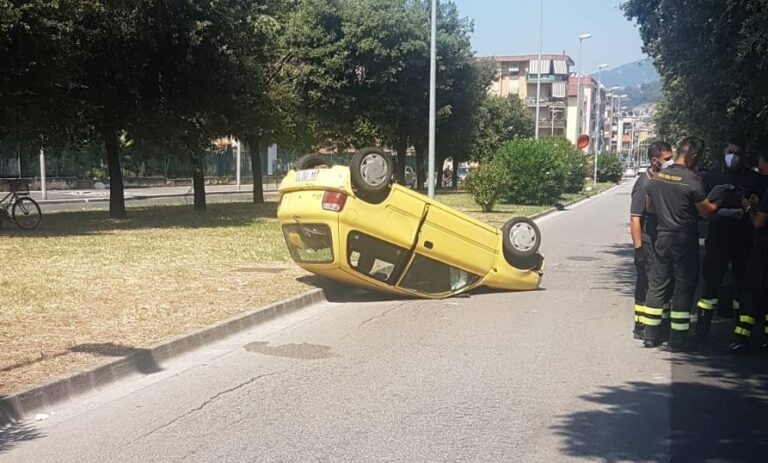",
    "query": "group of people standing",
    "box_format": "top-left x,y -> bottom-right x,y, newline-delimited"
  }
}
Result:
630,136 -> 768,352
